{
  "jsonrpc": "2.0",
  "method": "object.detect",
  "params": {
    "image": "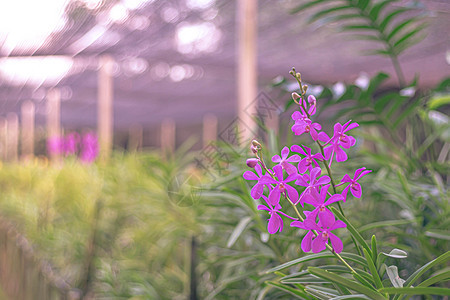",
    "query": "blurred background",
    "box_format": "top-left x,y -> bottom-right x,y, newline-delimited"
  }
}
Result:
0,0 -> 448,299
